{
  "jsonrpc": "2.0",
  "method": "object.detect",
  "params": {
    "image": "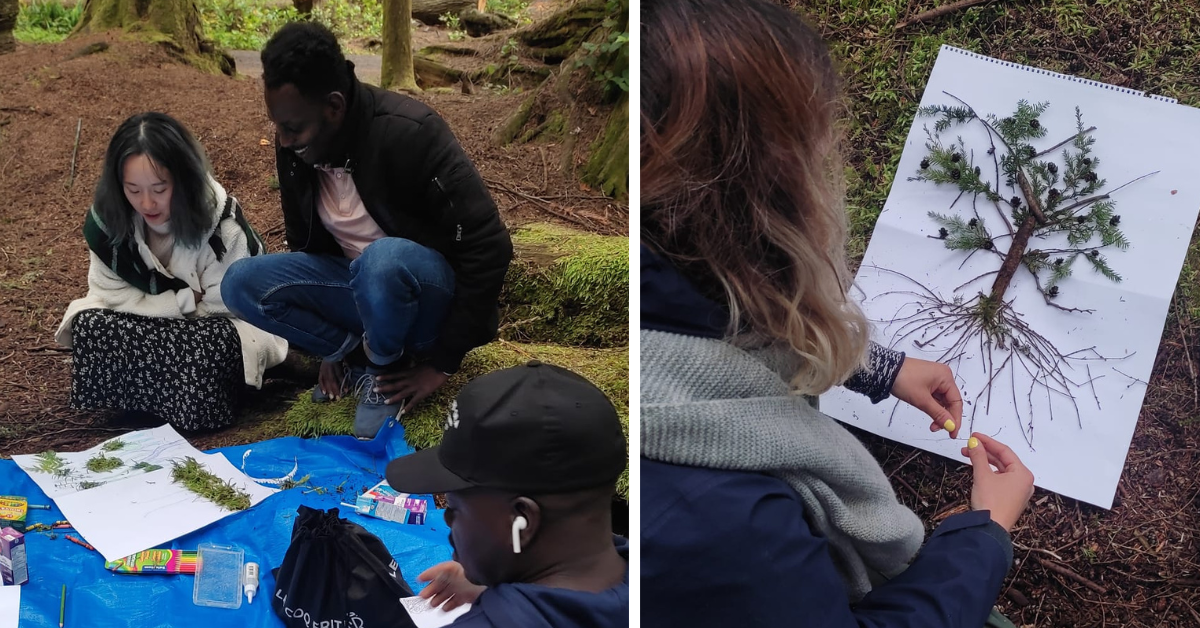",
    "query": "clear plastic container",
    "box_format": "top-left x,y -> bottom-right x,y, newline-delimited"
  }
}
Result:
193,543 -> 244,609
